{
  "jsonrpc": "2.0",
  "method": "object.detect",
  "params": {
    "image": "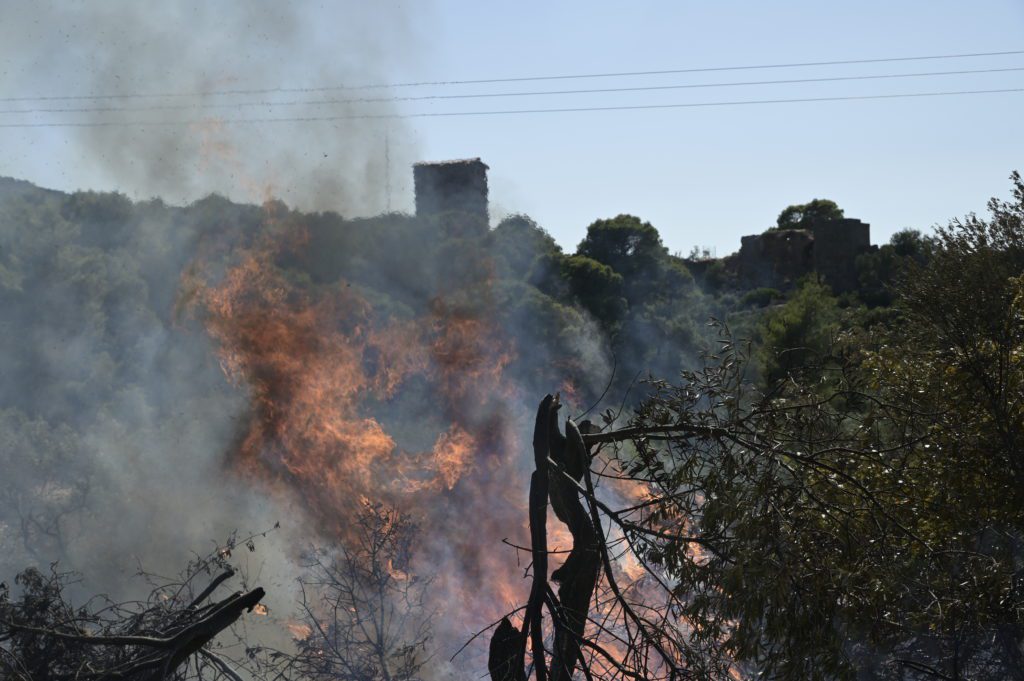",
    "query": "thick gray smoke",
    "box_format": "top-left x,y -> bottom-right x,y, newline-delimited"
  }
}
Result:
0,5 -> 626,675
0,0 -> 431,605
0,184 -> 286,607
0,1 -> 424,215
